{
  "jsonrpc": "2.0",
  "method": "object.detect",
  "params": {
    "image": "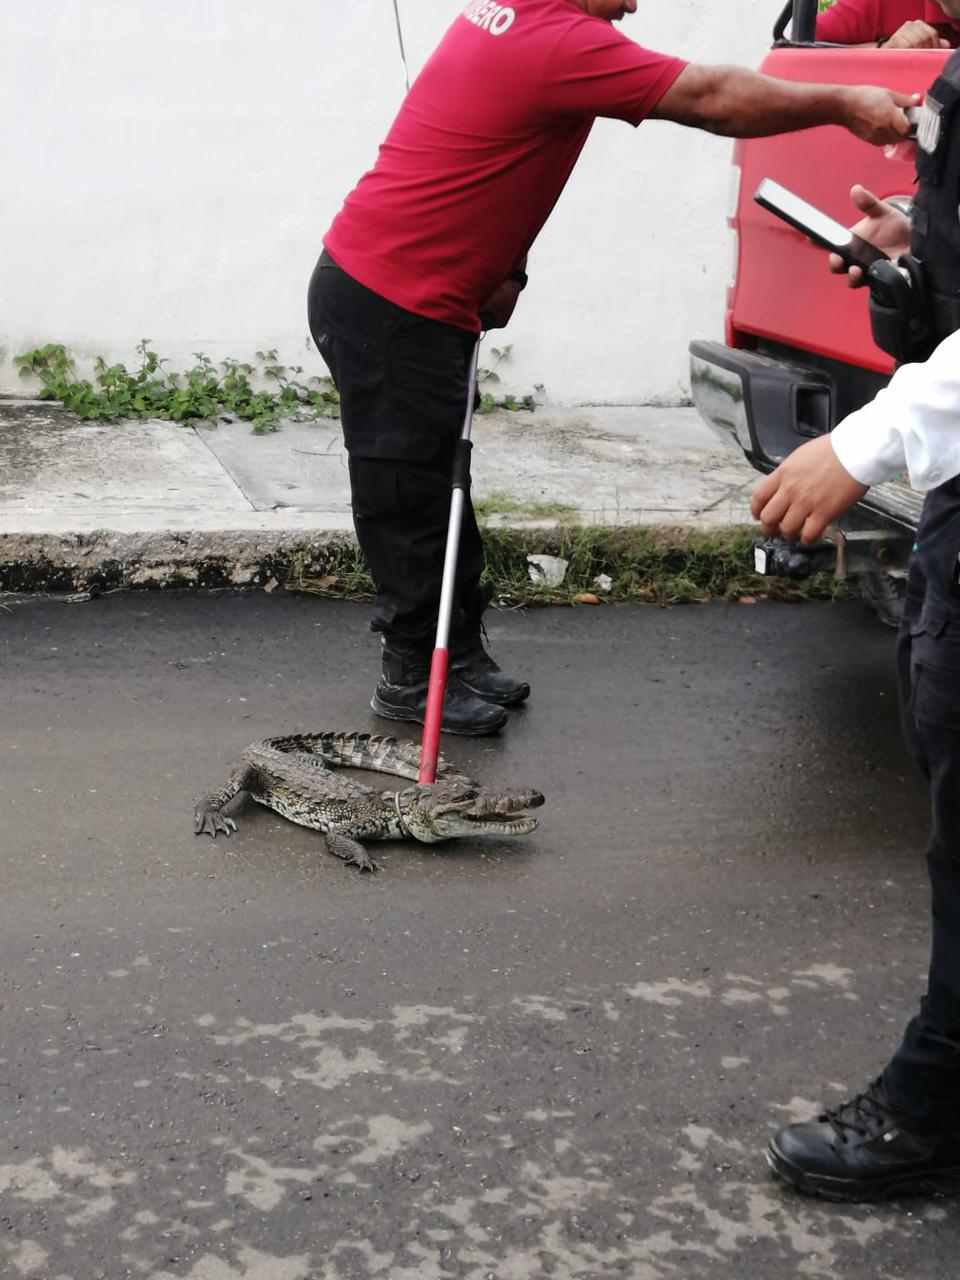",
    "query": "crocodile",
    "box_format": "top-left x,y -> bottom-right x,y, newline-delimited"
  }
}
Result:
194,730 -> 544,872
